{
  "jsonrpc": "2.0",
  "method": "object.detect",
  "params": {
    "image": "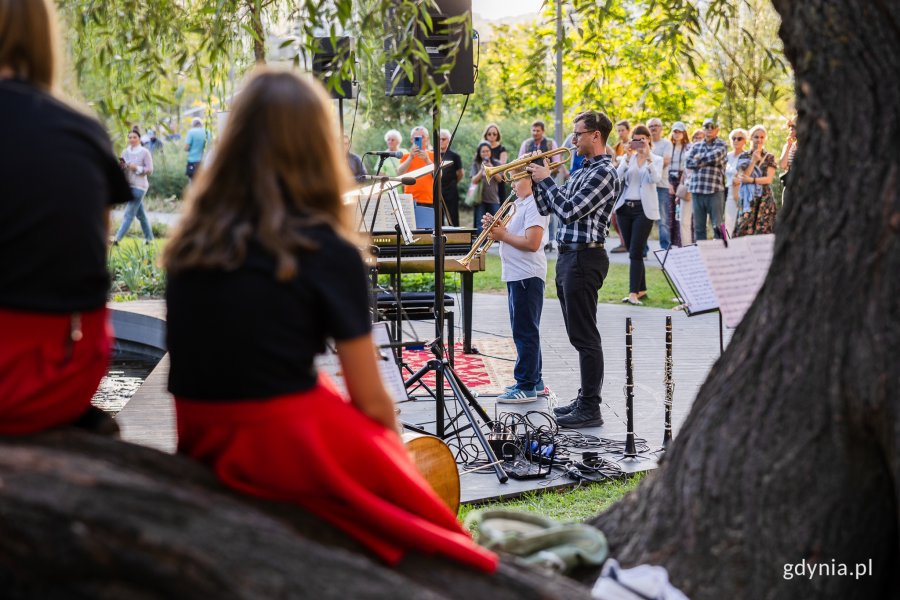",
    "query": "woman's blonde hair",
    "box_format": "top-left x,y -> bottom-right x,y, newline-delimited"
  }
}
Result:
0,0 -> 60,89
164,68 -> 355,282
